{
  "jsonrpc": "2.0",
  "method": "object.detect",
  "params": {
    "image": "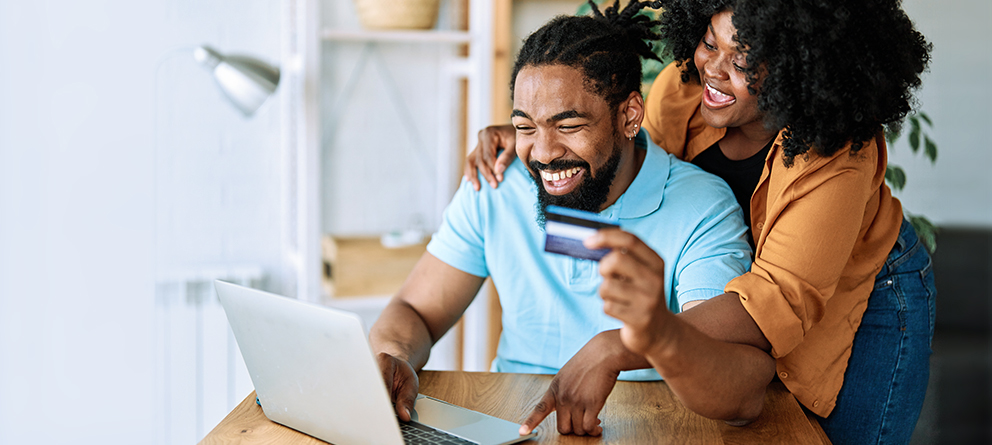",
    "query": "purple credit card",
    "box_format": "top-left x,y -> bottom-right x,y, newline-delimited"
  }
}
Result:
544,205 -> 620,261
